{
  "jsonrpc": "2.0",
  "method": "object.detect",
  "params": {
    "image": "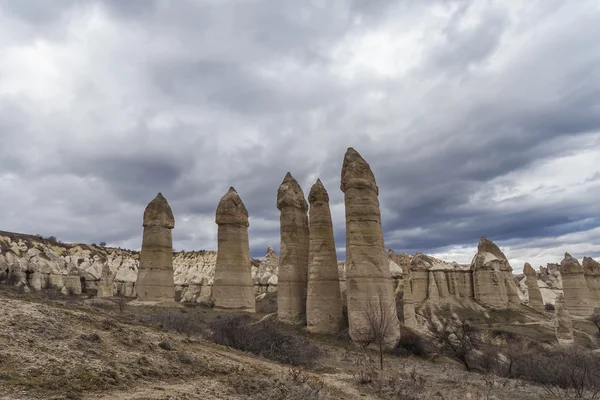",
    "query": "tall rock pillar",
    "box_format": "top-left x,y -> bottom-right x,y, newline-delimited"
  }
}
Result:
136,193 -> 175,302
213,187 -> 255,312
306,179 -> 343,334
555,294 -> 574,344
523,263 -> 544,311
277,173 -> 309,325
560,253 -> 593,317
583,257 -> 600,308
340,147 -> 401,346
471,237 -> 509,309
